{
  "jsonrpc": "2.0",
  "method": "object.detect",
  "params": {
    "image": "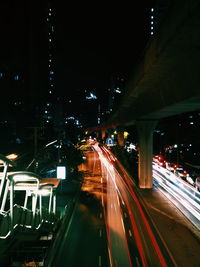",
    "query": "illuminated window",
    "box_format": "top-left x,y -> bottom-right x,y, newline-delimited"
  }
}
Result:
14,75 -> 19,80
